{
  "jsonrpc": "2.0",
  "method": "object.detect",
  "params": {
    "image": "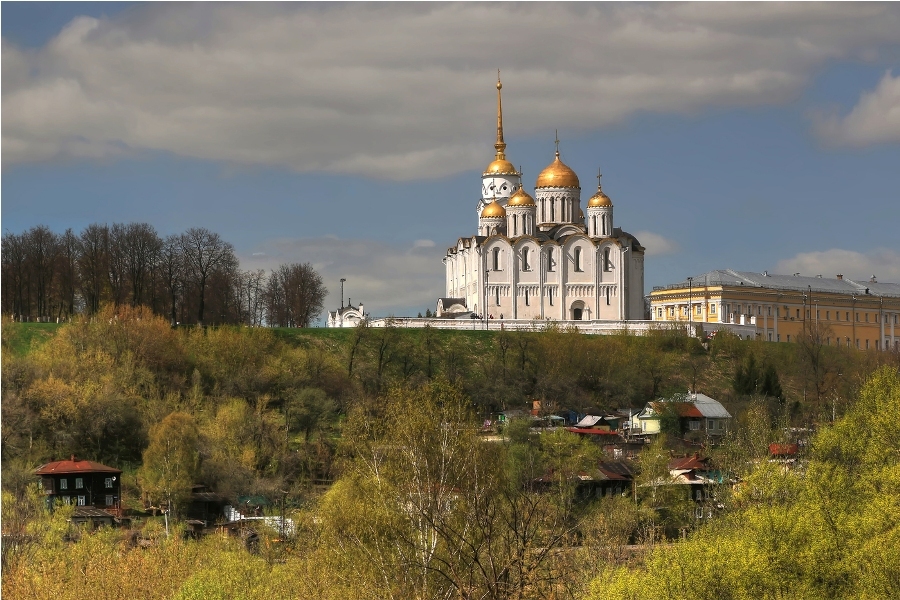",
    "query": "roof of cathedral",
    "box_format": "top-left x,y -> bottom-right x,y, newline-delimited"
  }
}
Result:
481,199 -> 506,218
507,186 -> 535,207
536,151 -> 580,189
